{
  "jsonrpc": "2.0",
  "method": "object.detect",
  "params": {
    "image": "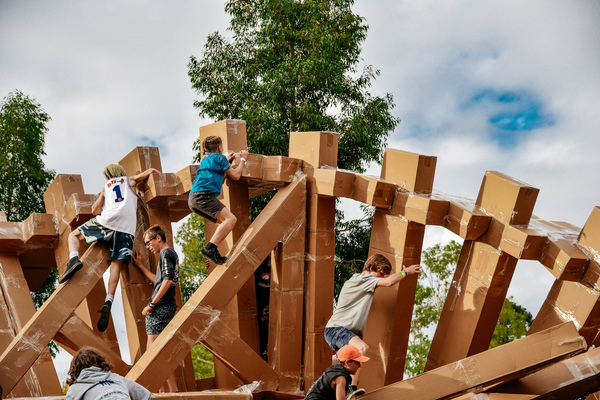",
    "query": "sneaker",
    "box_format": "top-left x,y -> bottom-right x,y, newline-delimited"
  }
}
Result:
346,388 -> 366,400
59,256 -> 83,283
97,302 -> 112,332
201,246 -> 227,265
